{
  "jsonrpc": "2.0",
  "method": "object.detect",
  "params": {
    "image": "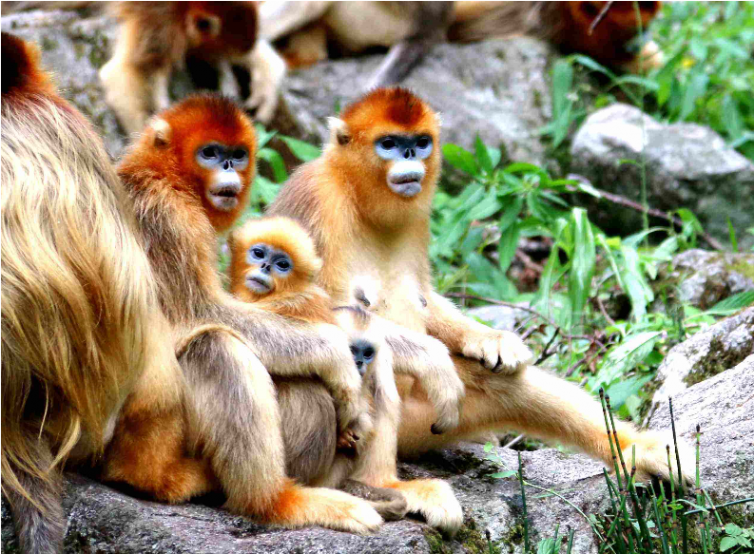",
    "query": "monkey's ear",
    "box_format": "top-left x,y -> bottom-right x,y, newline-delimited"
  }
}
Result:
146,117 -> 172,148
327,117 -> 351,147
